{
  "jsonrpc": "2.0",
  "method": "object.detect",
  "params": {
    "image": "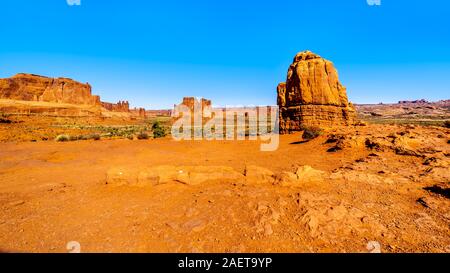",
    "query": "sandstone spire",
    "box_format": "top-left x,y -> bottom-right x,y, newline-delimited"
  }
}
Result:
277,51 -> 356,133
